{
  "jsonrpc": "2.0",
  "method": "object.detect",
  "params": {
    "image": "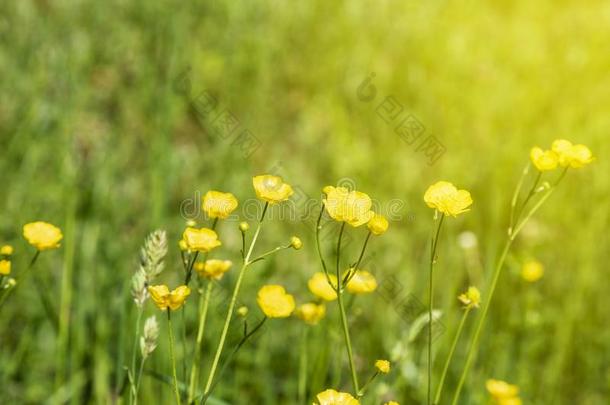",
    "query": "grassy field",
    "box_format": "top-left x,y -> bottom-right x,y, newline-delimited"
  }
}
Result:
1,0 -> 609,404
